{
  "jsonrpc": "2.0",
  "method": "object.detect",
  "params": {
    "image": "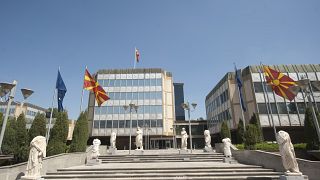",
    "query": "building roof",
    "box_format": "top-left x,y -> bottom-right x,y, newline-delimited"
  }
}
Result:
97,68 -> 172,77
0,101 -> 47,111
